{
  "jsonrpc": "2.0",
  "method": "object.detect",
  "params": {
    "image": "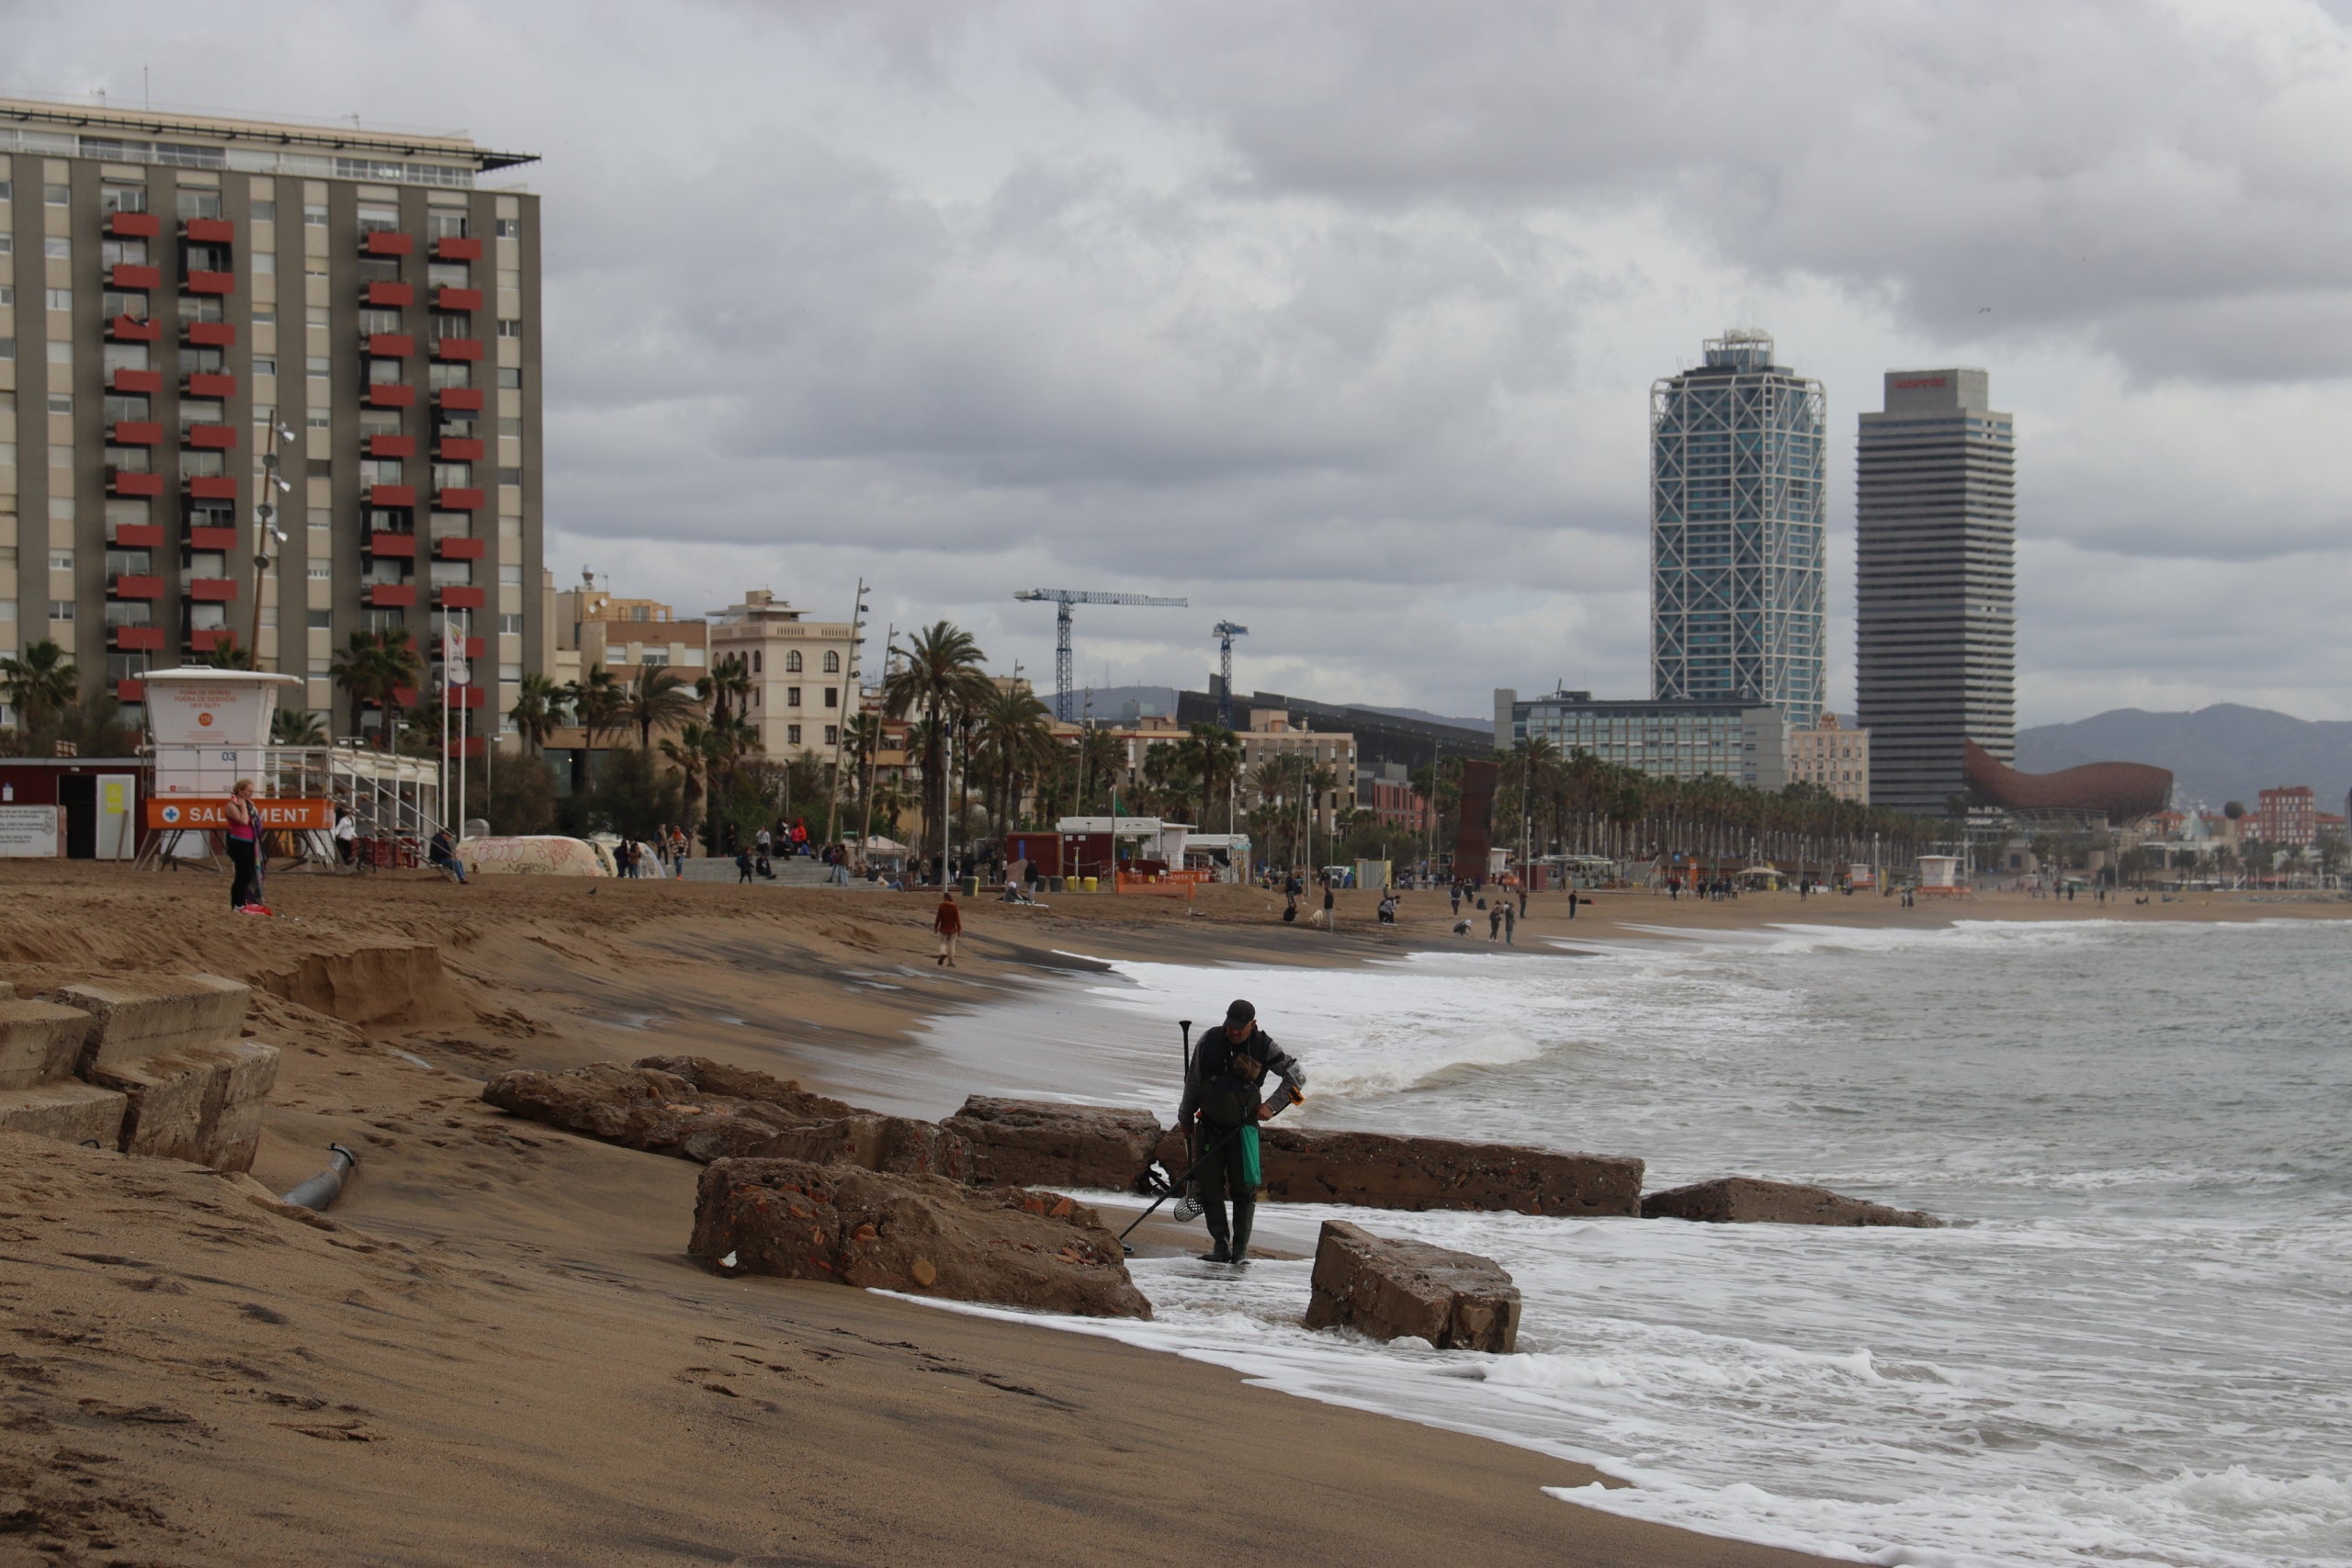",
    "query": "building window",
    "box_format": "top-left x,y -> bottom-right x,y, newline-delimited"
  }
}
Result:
499,614 -> 524,635
49,602 -> 74,623
48,393 -> 71,415
45,238 -> 70,260
253,356 -> 277,376
251,199 -> 276,222
496,368 -> 522,389
787,725 -> 801,746
304,204 -> 327,226
43,184 -> 68,206
253,254 -> 275,275
786,687 -> 802,707
785,649 -> 802,672
101,185 -> 146,215
822,650 -> 841,672
825,726 -> 838,746
751,651 -> 762,674
497,319 -> 522,338
45,288 -> 71,311
495,218 -> 519,239
823,687 -> 838,708
498,467 -> 522,486
176,191 -> 223,220
427,211 -> 469,240
50,550 -> 75,572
